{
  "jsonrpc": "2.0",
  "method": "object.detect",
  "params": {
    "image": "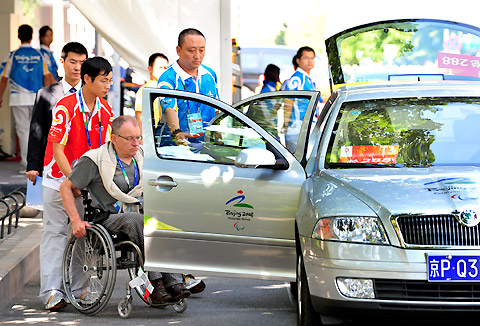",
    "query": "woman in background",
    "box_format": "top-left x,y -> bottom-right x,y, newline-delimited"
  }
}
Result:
260,64 -> 281,93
